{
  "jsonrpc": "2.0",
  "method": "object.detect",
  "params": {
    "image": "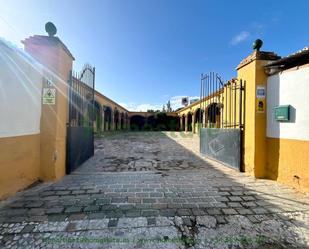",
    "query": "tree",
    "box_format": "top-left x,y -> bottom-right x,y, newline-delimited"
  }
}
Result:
162,105 -> 166,112
166,100 -> 172,112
